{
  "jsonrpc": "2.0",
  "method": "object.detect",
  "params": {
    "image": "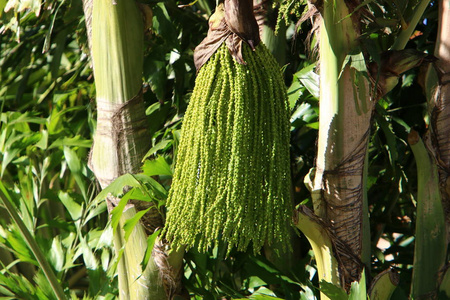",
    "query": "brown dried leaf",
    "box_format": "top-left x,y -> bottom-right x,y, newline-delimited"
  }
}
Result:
193,0 -> 262,71
224,0 -> 260,50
